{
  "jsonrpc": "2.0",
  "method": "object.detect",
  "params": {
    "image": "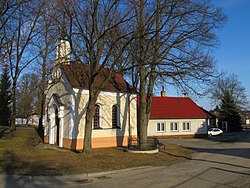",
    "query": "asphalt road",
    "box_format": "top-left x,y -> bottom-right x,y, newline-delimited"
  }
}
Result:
1,130 -> 250,188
